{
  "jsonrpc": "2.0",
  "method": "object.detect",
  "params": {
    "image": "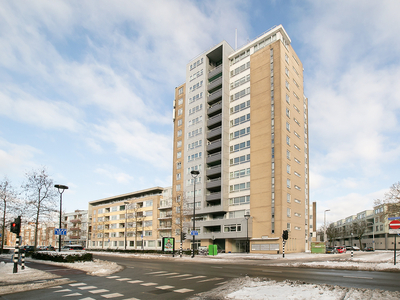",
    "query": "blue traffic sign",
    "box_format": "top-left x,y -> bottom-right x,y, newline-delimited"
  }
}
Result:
54,228 -> 67,236
191,230 -> 198,236
388,217 -> 400,220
